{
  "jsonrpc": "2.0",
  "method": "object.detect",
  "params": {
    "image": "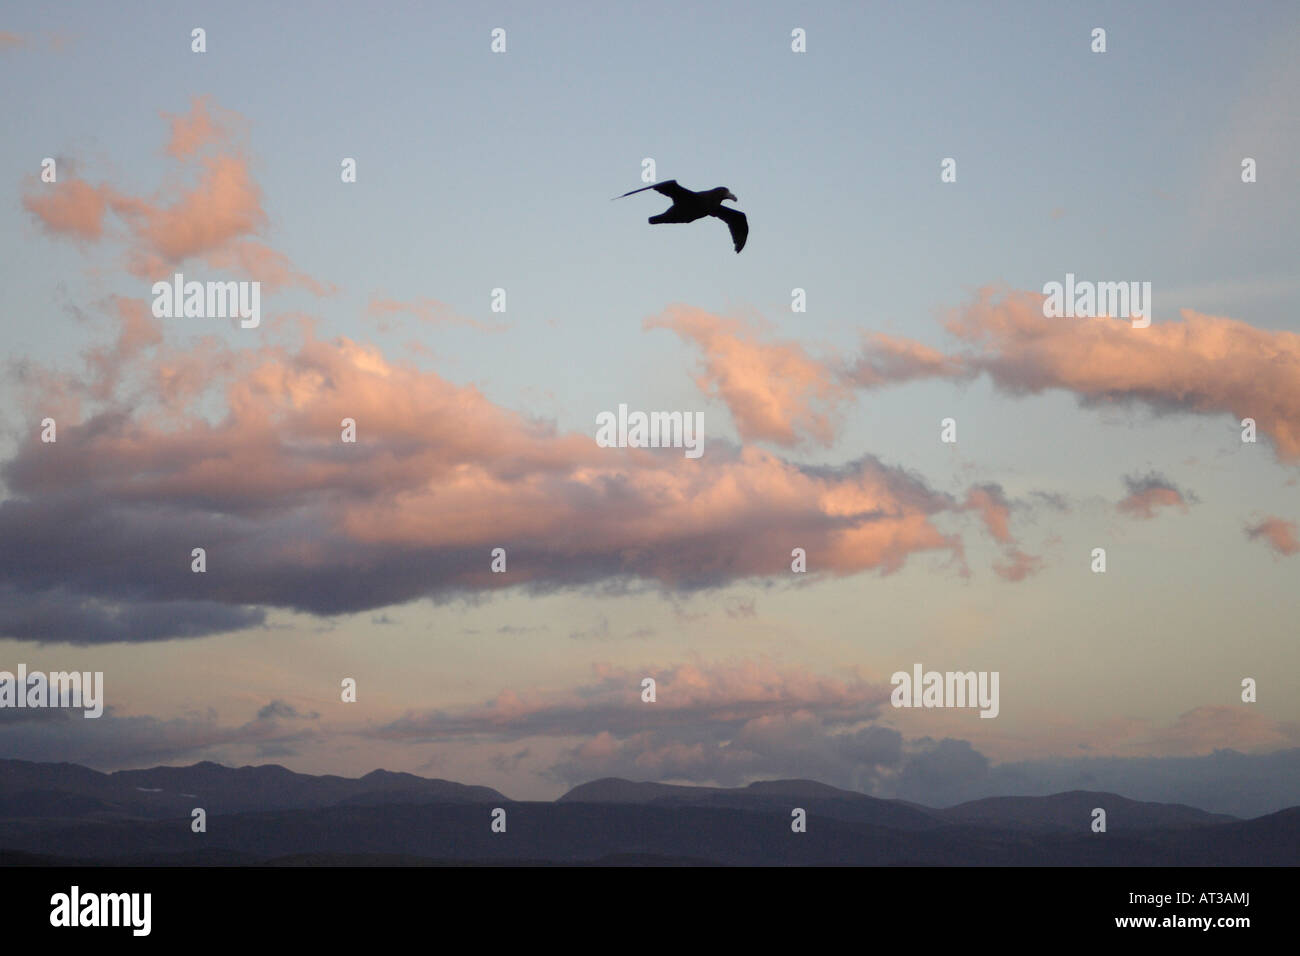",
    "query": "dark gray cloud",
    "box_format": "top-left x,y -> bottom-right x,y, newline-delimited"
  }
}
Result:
368,661 -> 890,744
1116,471 -> 1198,519
1244,515 -> 1299,556
0,396 -> 968,644
3,691 -> 1298,816
546,716 -> 905,792
0,584 -> 264,645
0,700 -> 319,768
256,699 -> 320,721
1028,490 -> 1070,513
